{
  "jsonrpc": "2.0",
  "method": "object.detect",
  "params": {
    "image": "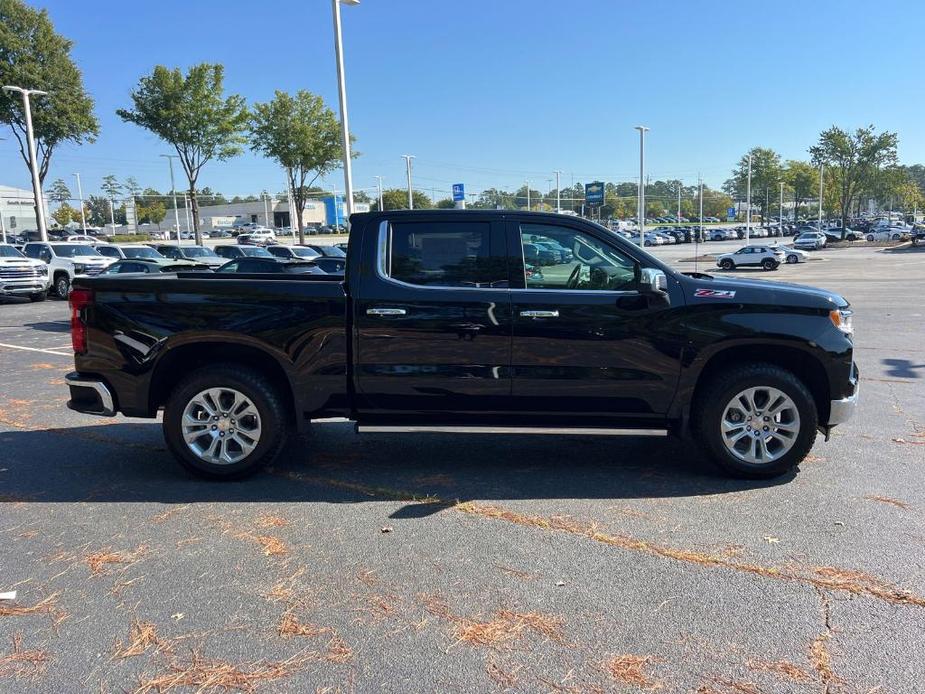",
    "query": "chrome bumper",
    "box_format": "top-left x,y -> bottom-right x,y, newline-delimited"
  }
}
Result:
65,373 -> 115,417
827,374 -> 858,427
